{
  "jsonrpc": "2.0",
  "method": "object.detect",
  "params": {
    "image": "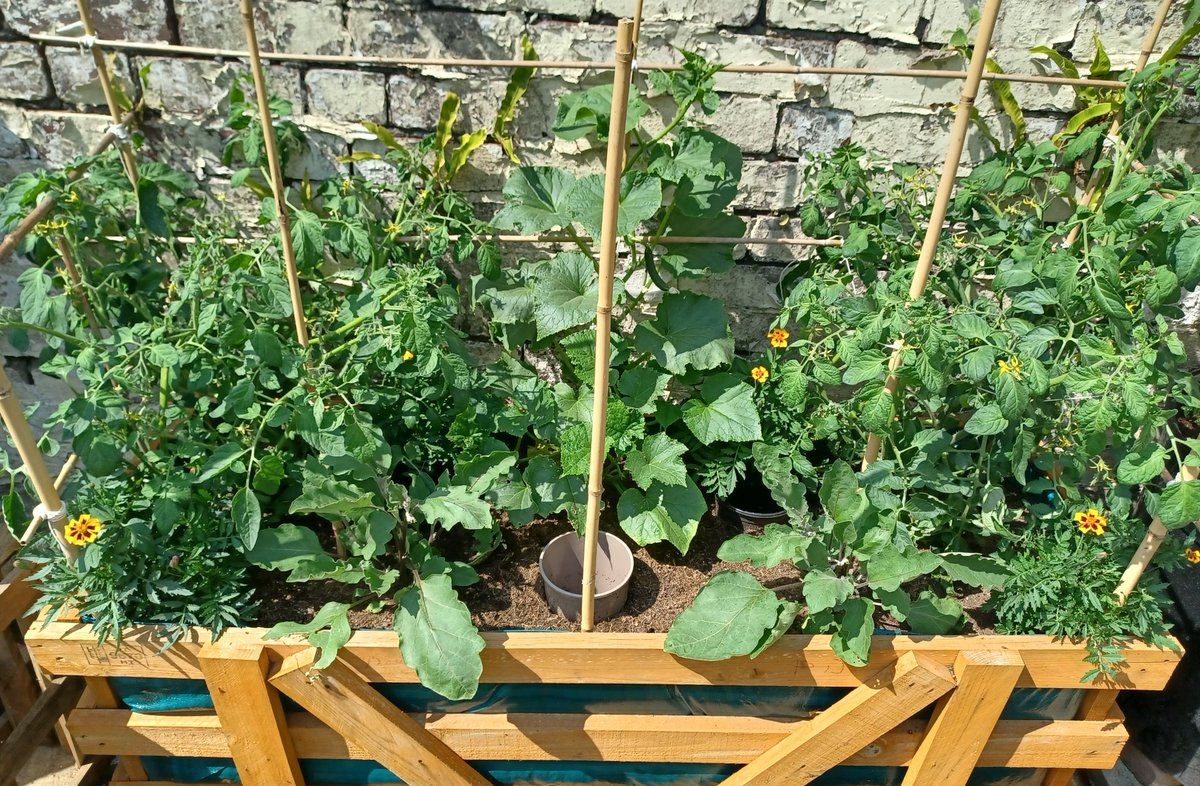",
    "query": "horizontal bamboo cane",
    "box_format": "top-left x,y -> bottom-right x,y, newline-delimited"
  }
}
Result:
102,233 -> 845,247
28,34 -> 1127,89
0,112 -> 134,265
